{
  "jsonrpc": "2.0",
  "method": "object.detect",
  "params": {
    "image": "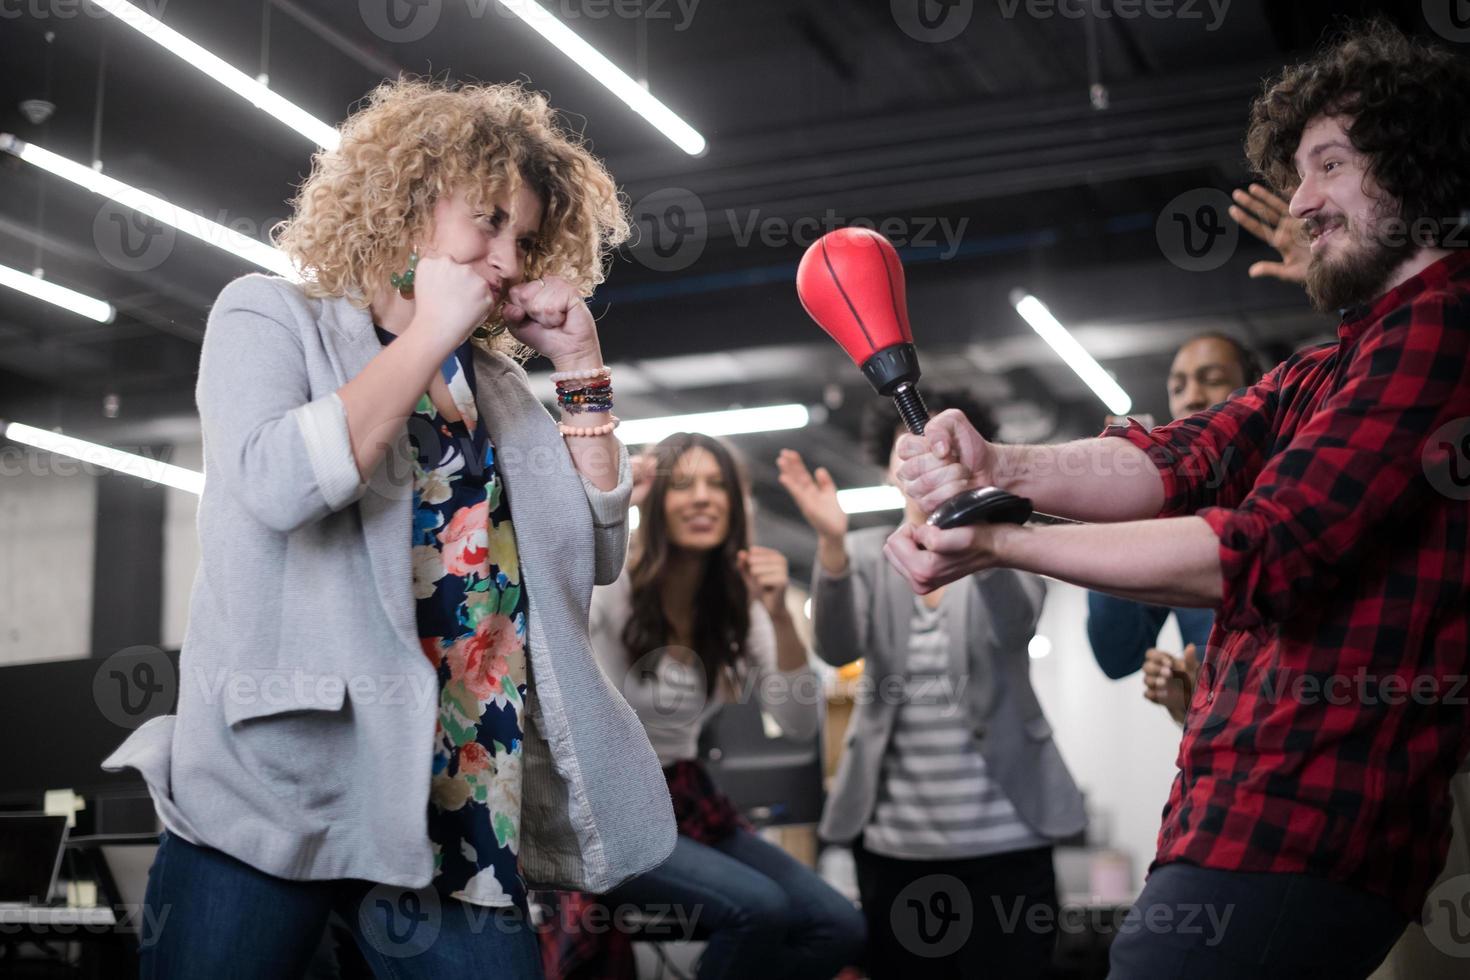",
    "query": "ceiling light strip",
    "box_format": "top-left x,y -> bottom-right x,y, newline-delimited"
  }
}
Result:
91,0 -> 339,149
496,0 -> 706,155
0,135 -> 296,278
1,421 -> 205,494
1012,291 -> 1132,415
0,263 -> 116,323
